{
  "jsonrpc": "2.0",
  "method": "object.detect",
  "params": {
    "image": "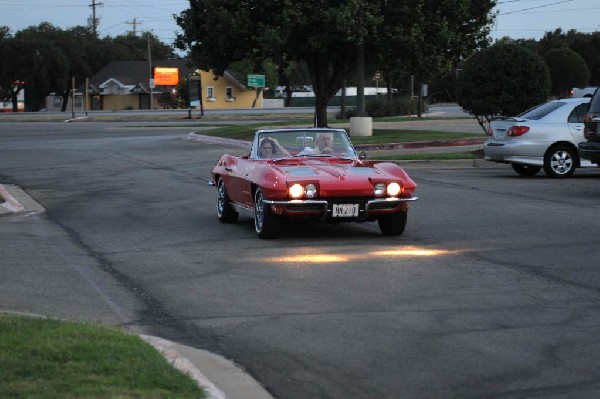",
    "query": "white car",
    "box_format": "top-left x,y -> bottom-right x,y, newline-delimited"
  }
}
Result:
485,97 -> 592,178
